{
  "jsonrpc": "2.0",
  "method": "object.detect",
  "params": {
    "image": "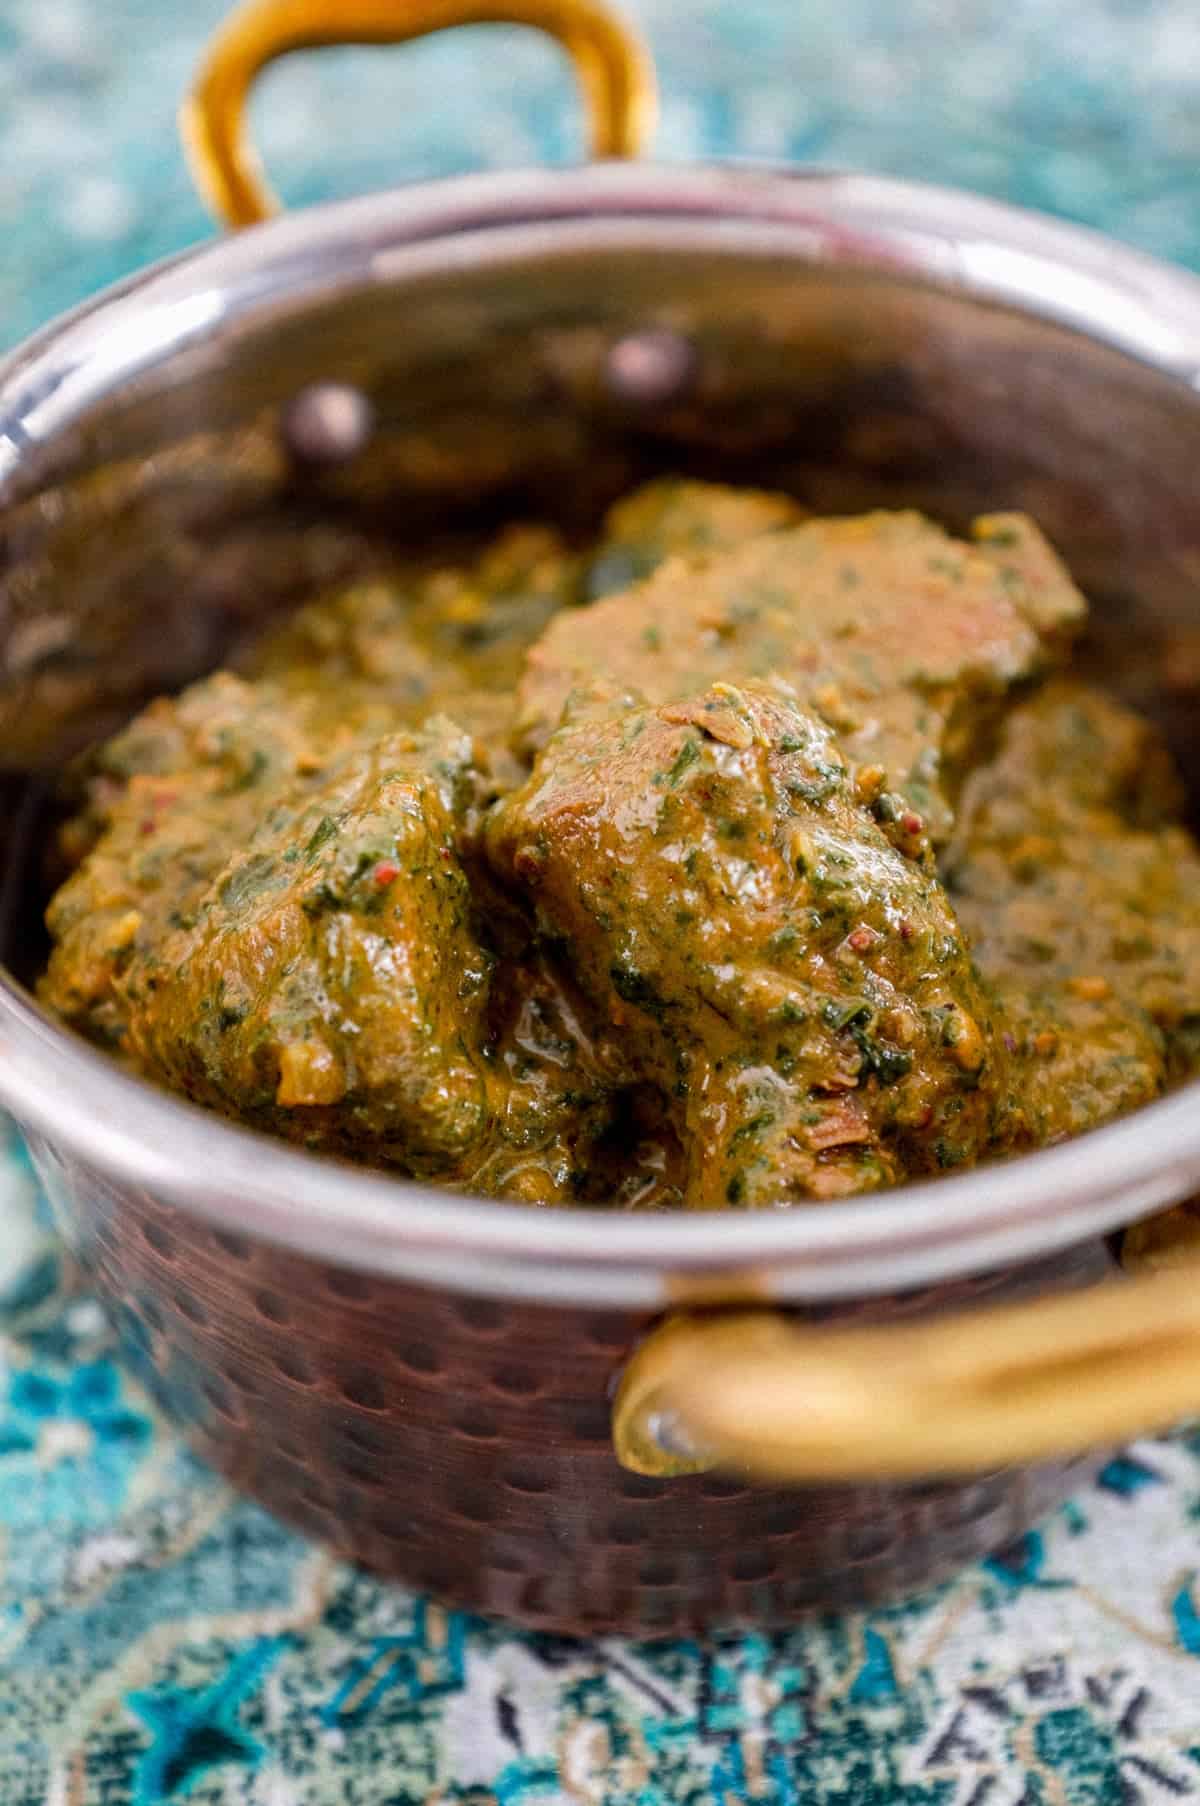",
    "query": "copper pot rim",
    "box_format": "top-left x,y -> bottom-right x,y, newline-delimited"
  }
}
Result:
2,161 -> 1200,1305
